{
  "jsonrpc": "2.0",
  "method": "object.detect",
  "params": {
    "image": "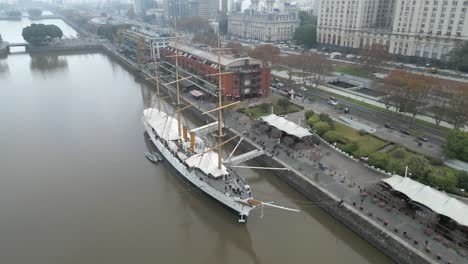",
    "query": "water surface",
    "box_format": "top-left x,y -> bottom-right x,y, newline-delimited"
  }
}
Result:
0,52 -> 393,264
